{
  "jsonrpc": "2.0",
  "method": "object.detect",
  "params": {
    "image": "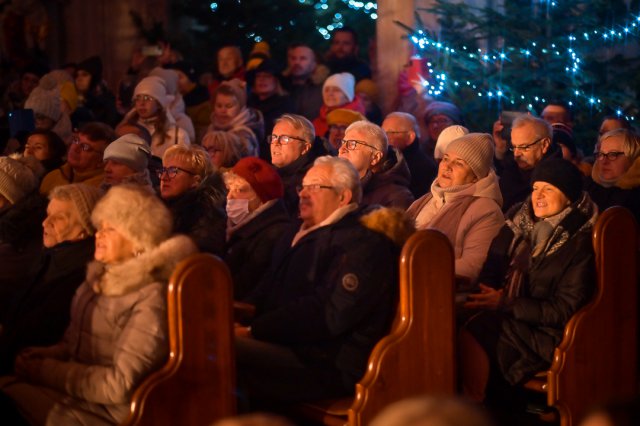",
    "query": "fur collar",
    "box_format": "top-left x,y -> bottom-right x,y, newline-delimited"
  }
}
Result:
87,235 -> 197,296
